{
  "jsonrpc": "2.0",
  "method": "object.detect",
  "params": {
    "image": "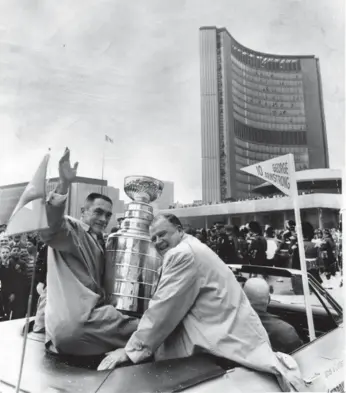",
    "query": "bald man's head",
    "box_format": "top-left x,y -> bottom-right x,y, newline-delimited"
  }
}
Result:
243,278 -> 270,312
